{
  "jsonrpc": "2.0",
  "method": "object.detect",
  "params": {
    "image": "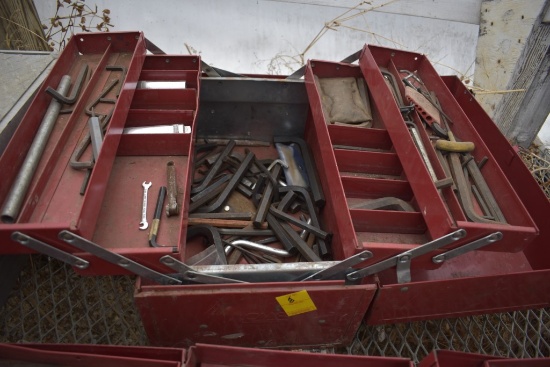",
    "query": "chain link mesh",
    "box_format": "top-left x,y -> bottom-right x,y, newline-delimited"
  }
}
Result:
346,309 -> 550,363
0,255 -> 147,345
